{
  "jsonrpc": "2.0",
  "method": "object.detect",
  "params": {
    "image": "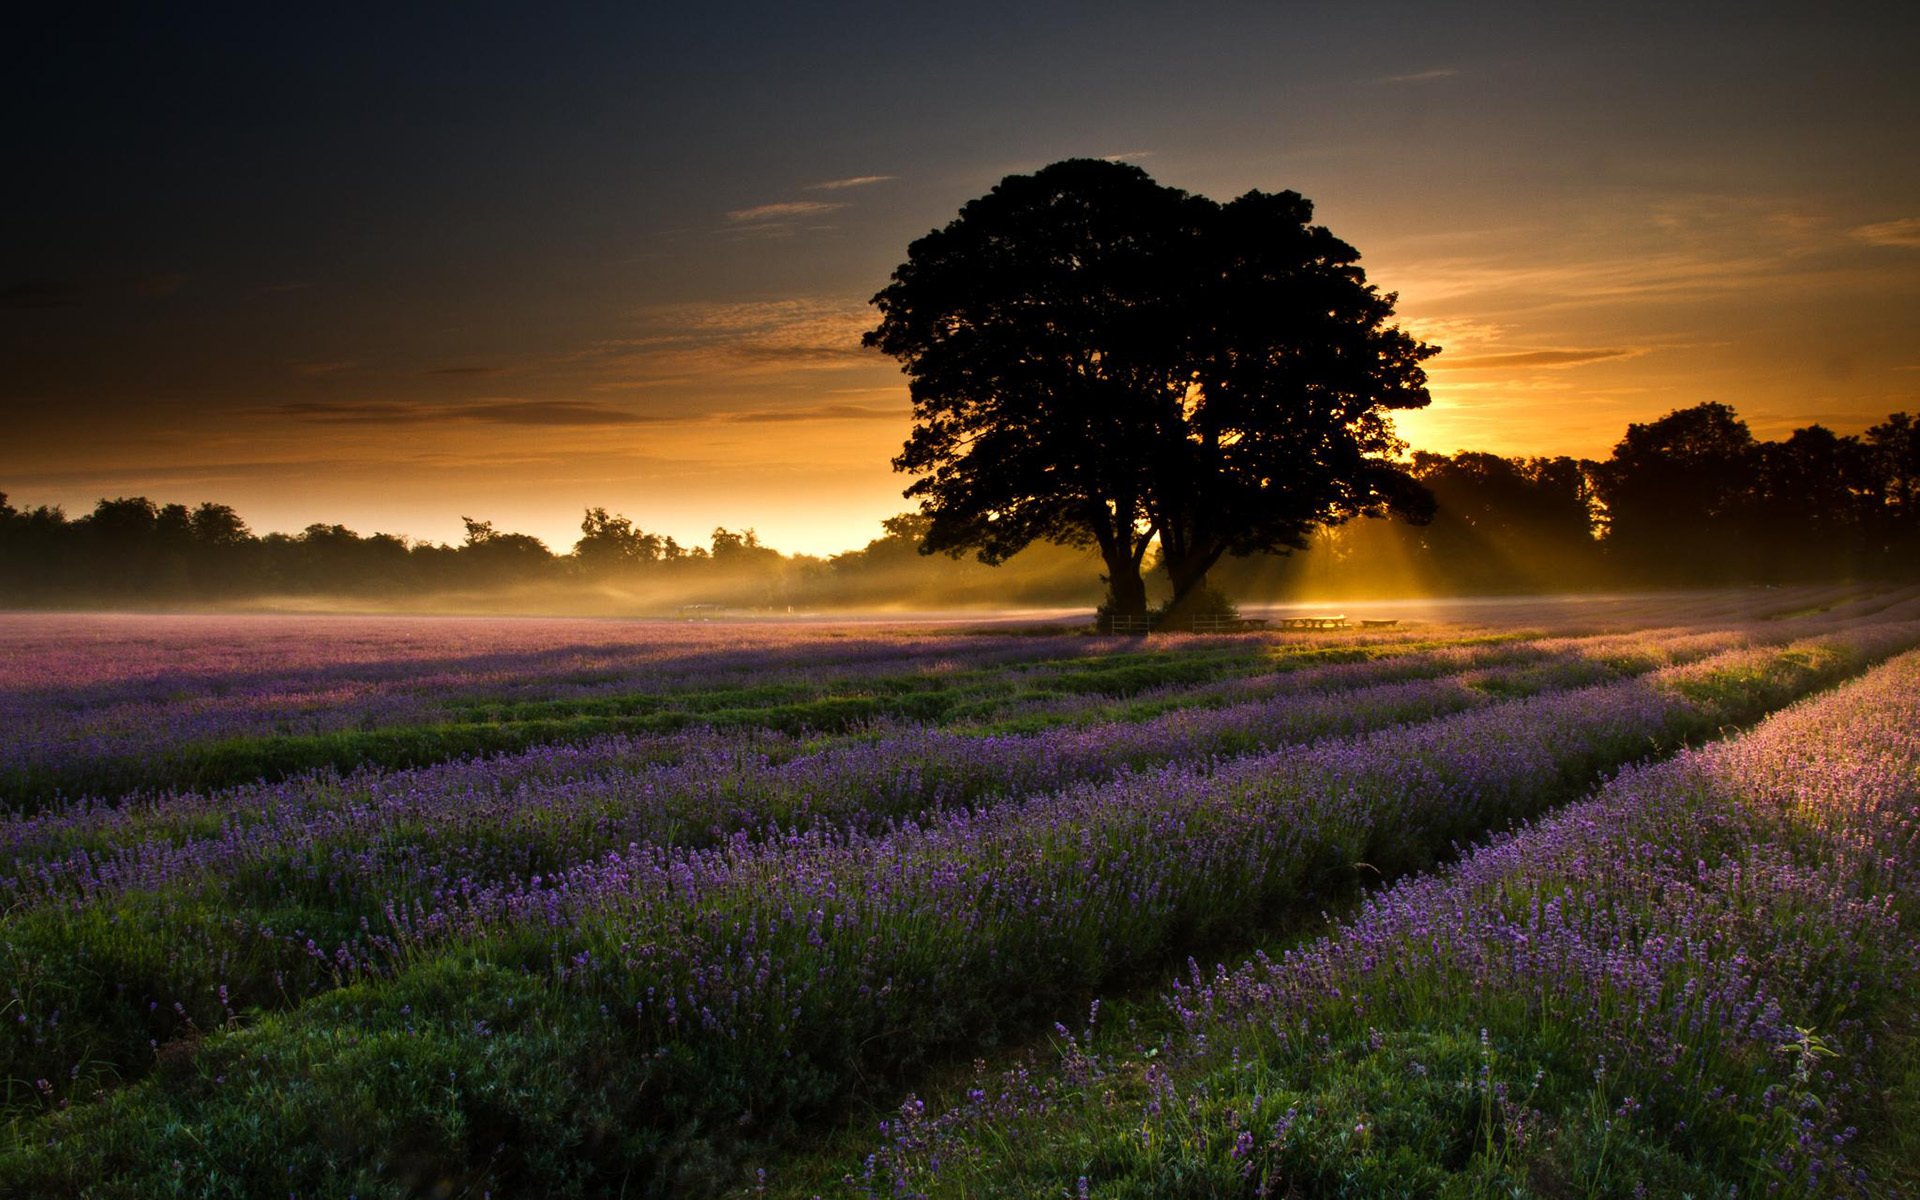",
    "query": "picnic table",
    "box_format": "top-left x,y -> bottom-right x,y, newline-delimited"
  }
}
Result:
1277,615 -> 1348,631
